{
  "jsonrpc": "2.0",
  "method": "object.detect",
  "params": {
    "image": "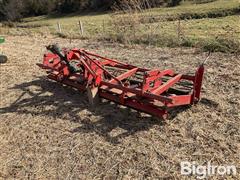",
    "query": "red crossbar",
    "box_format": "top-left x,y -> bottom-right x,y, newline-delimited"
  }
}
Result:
152,74 -> 182,95
109,68 -> 138,84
